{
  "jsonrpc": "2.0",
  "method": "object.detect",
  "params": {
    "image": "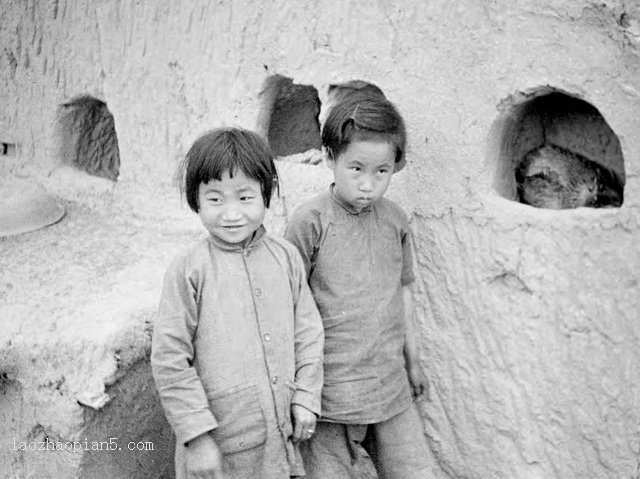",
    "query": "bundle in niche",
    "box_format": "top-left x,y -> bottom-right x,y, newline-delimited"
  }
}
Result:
516,143 -> 623,209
